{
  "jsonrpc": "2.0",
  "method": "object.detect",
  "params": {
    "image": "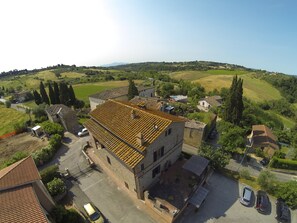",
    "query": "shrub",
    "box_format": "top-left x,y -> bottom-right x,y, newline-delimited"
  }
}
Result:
255,148 -> 265,158
5,100 -> 11,108
275,181 -> 297,209
47,178 -> 66,196
41,121 -> 64,137
32,145 -> 54,166
49,134 -> 62,151
2,151 -> 28,167
239,169 -> 252,180
40,165 -> 59,184
270,157 -> 297,170
51,205 -> 81,223
257,170 -> 277,193
13,122 -> 26,134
